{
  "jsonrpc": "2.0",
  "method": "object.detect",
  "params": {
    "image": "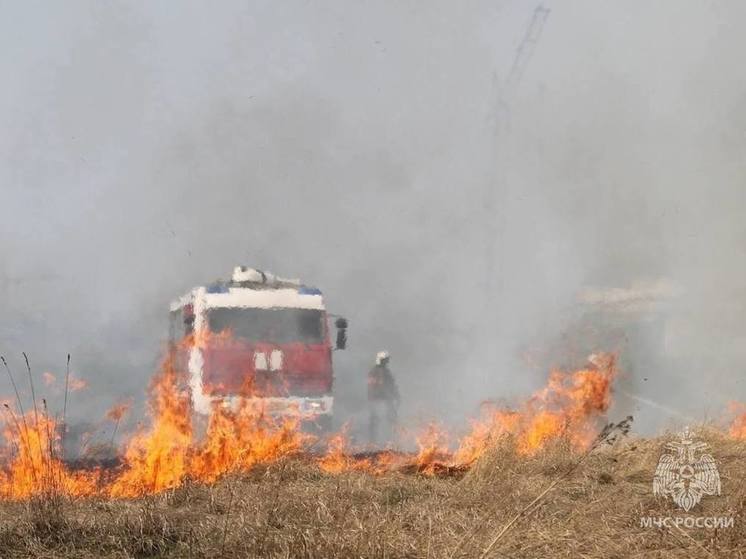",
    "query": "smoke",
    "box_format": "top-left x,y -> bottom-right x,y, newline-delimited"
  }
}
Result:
1,1 -> 745,436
